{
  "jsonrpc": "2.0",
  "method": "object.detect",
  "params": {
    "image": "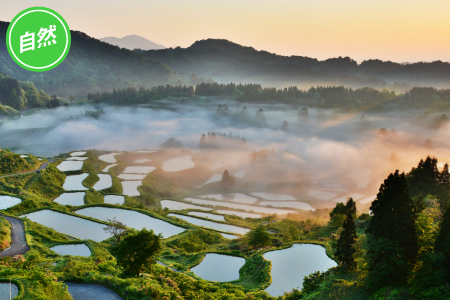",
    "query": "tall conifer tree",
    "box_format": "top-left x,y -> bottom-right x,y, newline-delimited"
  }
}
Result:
335,198 -> 357,271
366,170 -> 418,289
